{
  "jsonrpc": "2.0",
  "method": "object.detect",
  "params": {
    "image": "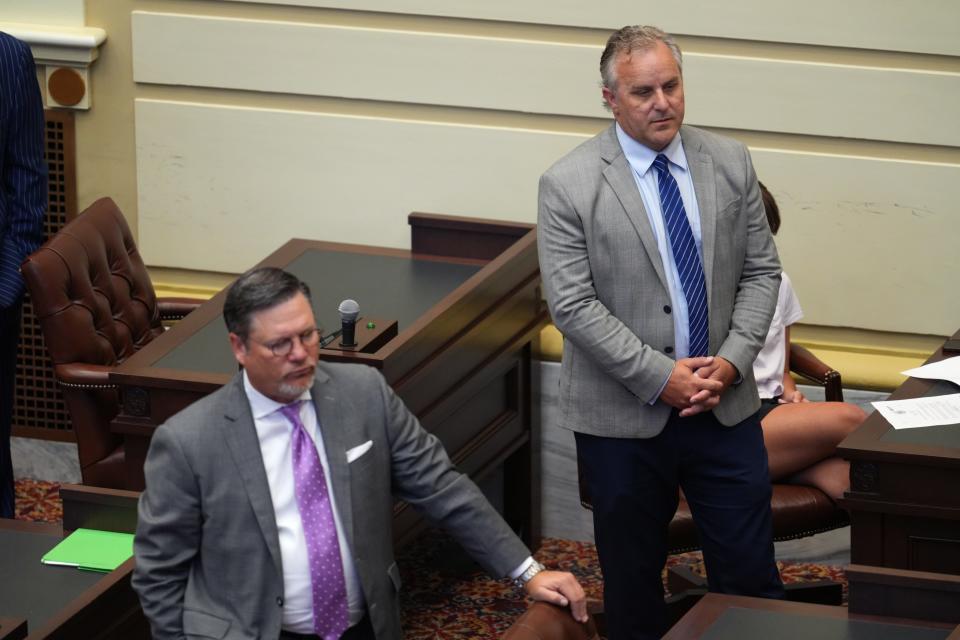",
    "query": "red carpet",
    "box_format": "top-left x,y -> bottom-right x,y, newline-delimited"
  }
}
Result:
396,529 -> 847,638
16,479 -> 847,638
